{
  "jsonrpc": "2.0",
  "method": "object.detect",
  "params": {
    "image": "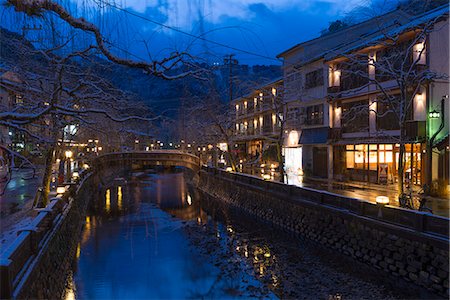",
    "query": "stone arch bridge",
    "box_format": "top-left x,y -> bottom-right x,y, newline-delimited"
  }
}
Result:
93,151 -> 200,173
